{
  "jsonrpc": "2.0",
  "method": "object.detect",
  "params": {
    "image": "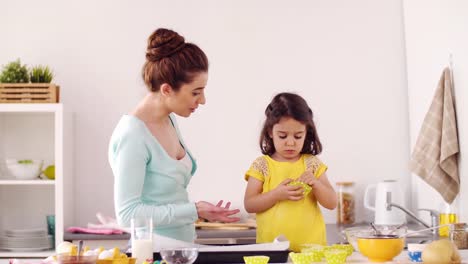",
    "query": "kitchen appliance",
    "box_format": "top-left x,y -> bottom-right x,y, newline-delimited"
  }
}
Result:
364,180 -> 406,225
